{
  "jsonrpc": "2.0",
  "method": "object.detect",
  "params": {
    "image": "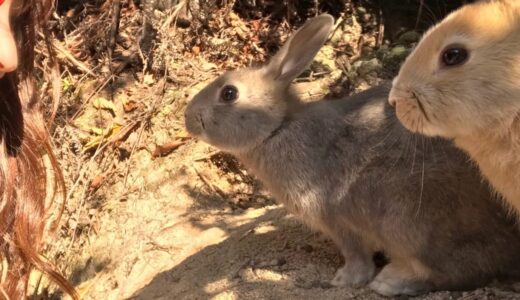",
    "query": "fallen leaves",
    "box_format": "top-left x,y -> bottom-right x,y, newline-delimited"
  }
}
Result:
123,99 -> 138,112
143,74 -> 155,86
151,129 -> 191,159
83,123 -> 123,152
93,97 -> 117,113
151,141 -> 187,160
175,128 -> 190,139
89,174 -> 106,192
